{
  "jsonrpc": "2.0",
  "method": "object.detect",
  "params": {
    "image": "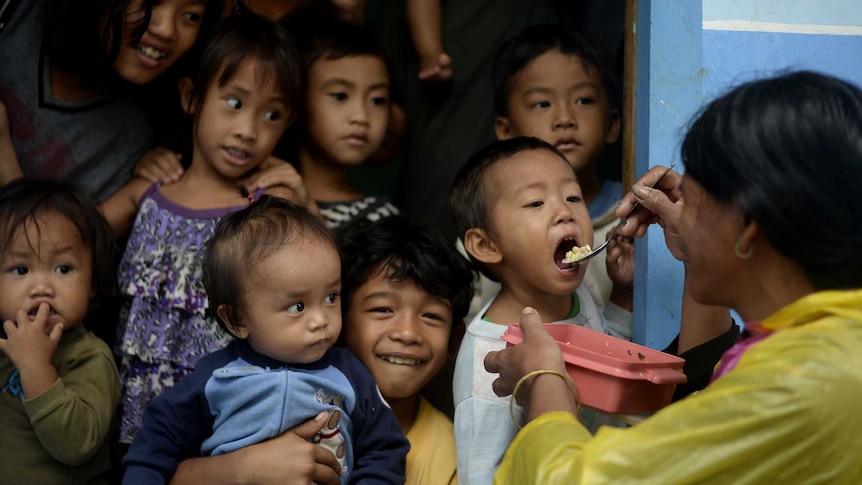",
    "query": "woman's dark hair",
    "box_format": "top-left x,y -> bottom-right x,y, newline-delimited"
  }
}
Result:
202,196 -> 336,336
448,136 -> 573,281
185,12 -> 304,121
682,70 -> 862,289
42,0 -> 224,85
492,23 -> 620,117
337,216 -> 475,345
0,178 -> 116,295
